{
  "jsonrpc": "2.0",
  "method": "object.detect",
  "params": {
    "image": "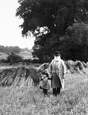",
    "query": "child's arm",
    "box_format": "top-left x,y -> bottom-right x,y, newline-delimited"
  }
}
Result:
48,77 -> 52,80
